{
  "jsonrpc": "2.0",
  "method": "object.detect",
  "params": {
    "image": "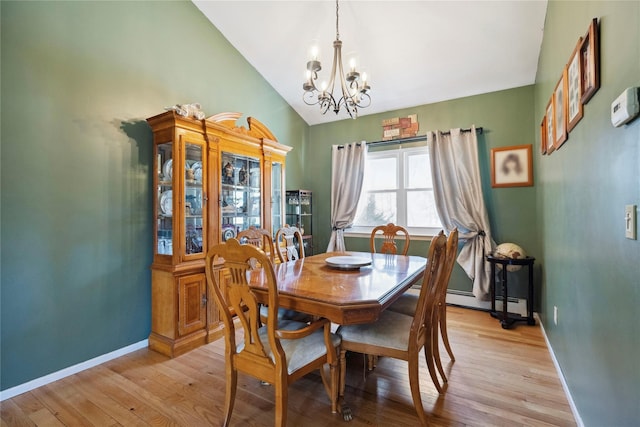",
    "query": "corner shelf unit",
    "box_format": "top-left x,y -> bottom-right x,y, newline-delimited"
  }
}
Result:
285,190 -> 313,256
